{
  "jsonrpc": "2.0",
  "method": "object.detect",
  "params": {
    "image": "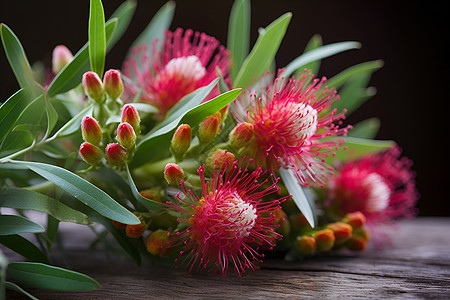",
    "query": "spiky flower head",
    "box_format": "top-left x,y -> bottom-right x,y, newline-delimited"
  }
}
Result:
326,147 -> 418,245
165,159 -> 288,277
233,70 -> 350,187
123,28 -> 231,119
